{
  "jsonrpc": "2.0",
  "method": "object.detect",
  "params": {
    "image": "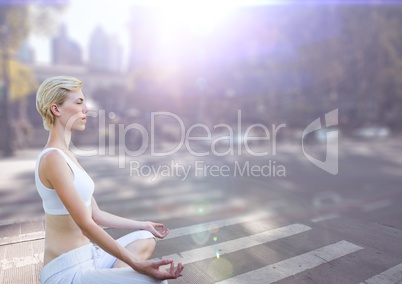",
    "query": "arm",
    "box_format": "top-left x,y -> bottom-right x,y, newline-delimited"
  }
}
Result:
43,151 -> 182,279
91,197 -> 169,238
